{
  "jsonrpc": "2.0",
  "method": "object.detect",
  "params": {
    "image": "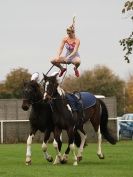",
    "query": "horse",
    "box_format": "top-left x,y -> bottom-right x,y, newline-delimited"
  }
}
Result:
22,80 -> 55,165
22,79 -> 81,166
43,73 -> 117,164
